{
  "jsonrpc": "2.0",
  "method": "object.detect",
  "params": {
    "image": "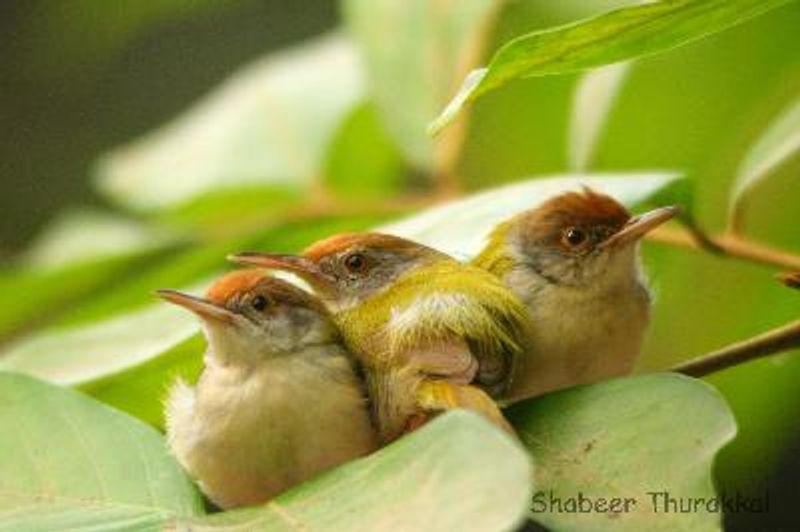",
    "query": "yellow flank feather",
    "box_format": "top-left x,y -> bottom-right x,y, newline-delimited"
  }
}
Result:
336,258 -> 530,396
472,221 -> 516,277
